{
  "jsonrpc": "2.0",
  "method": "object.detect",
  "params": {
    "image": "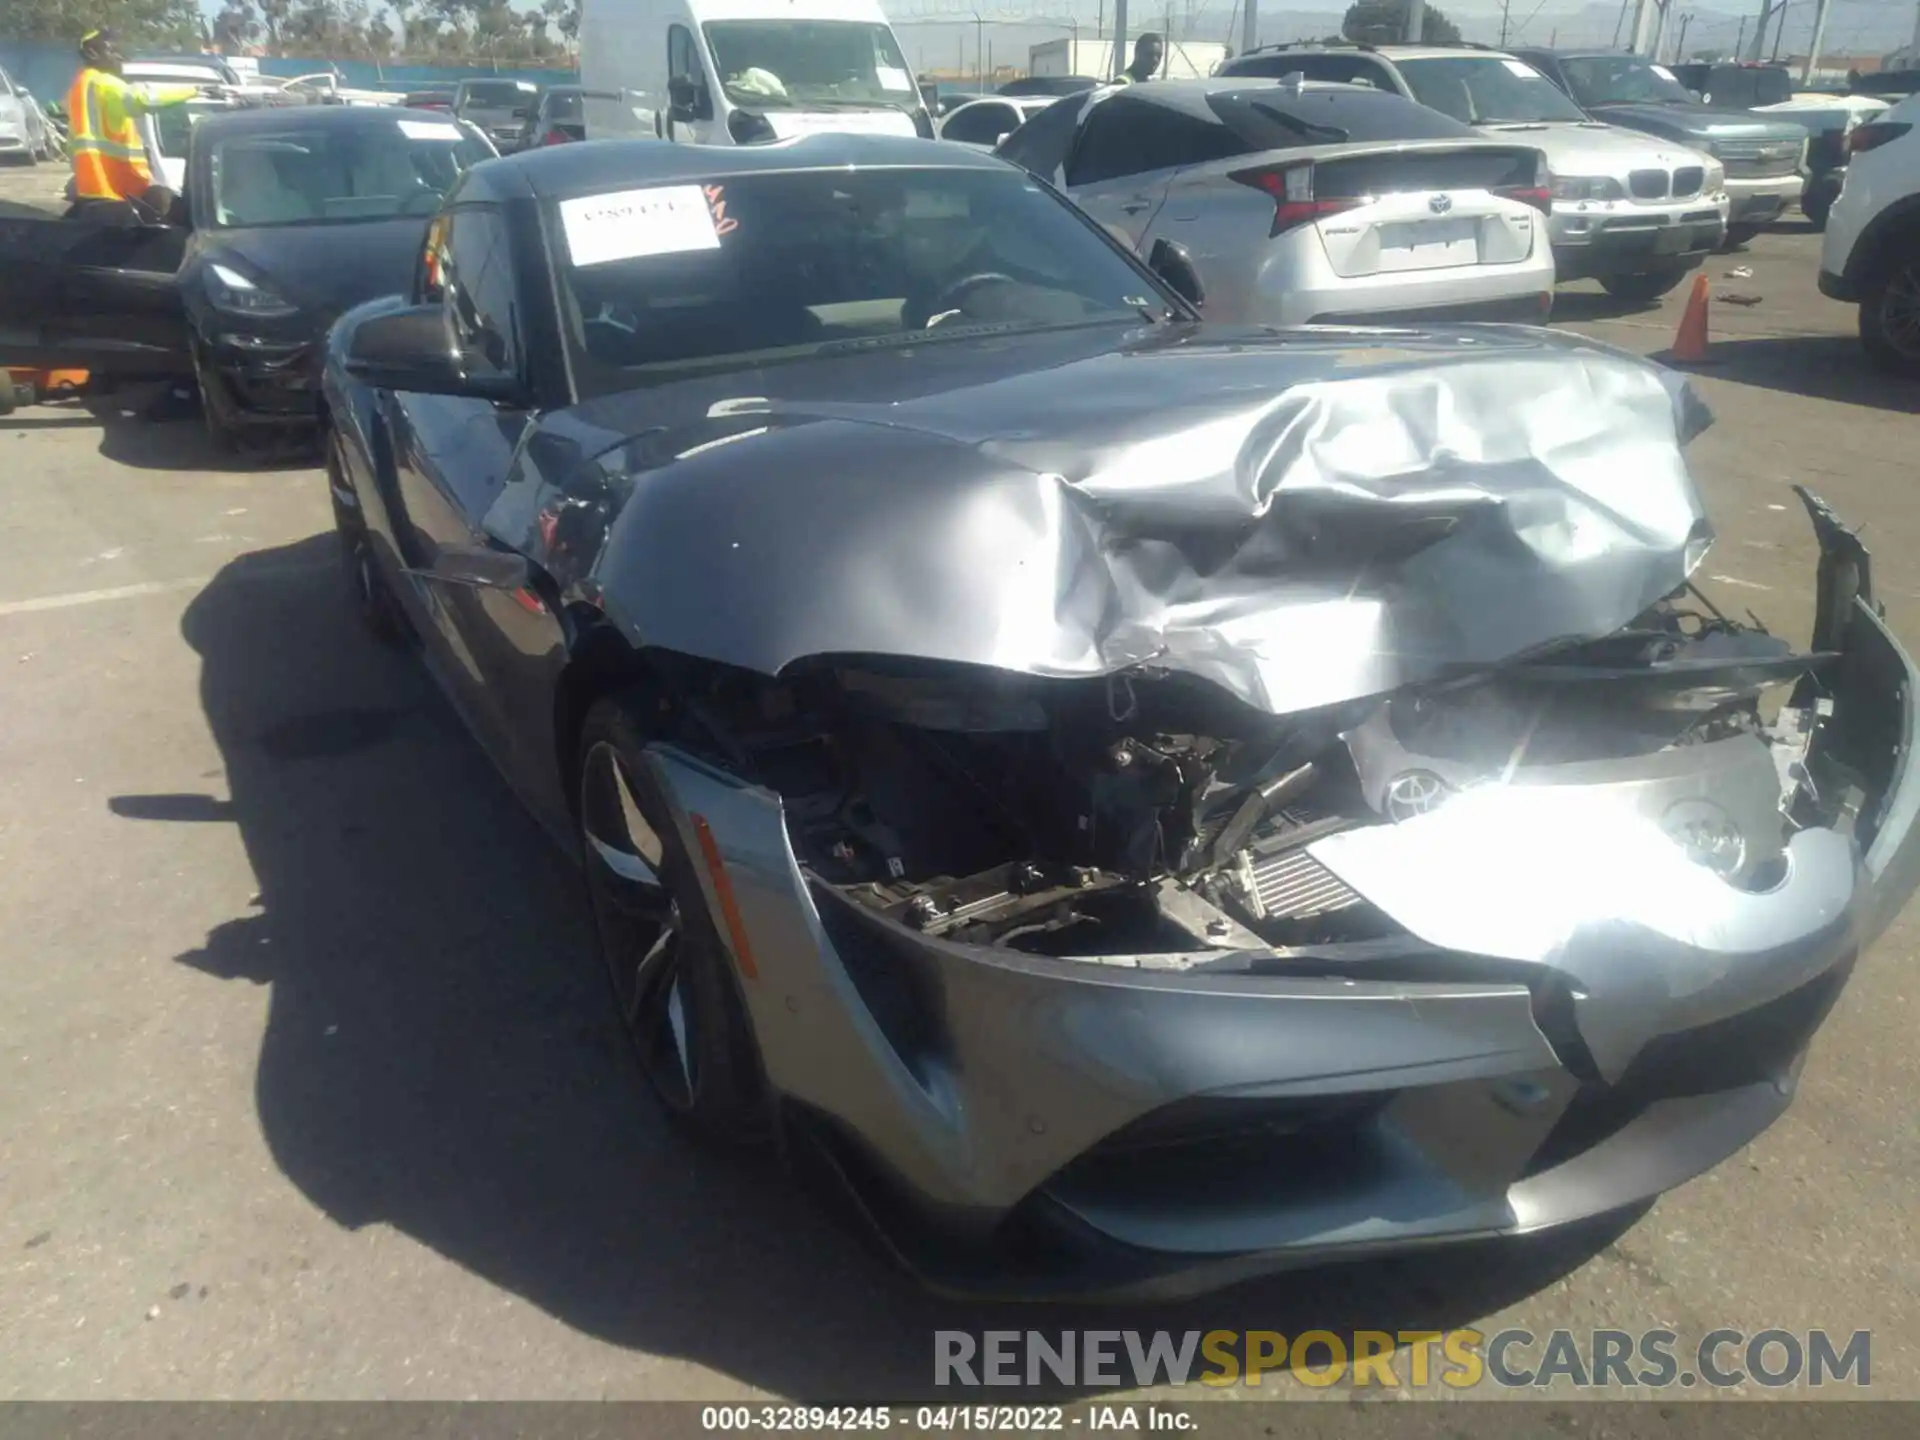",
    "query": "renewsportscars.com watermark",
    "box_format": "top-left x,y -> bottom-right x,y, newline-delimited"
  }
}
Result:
934,1329 -> 1872,1390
